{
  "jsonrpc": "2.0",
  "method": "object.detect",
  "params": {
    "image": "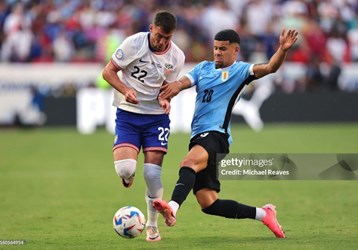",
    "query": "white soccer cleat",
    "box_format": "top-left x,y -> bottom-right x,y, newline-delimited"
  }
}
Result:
146,226 -> 161,242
